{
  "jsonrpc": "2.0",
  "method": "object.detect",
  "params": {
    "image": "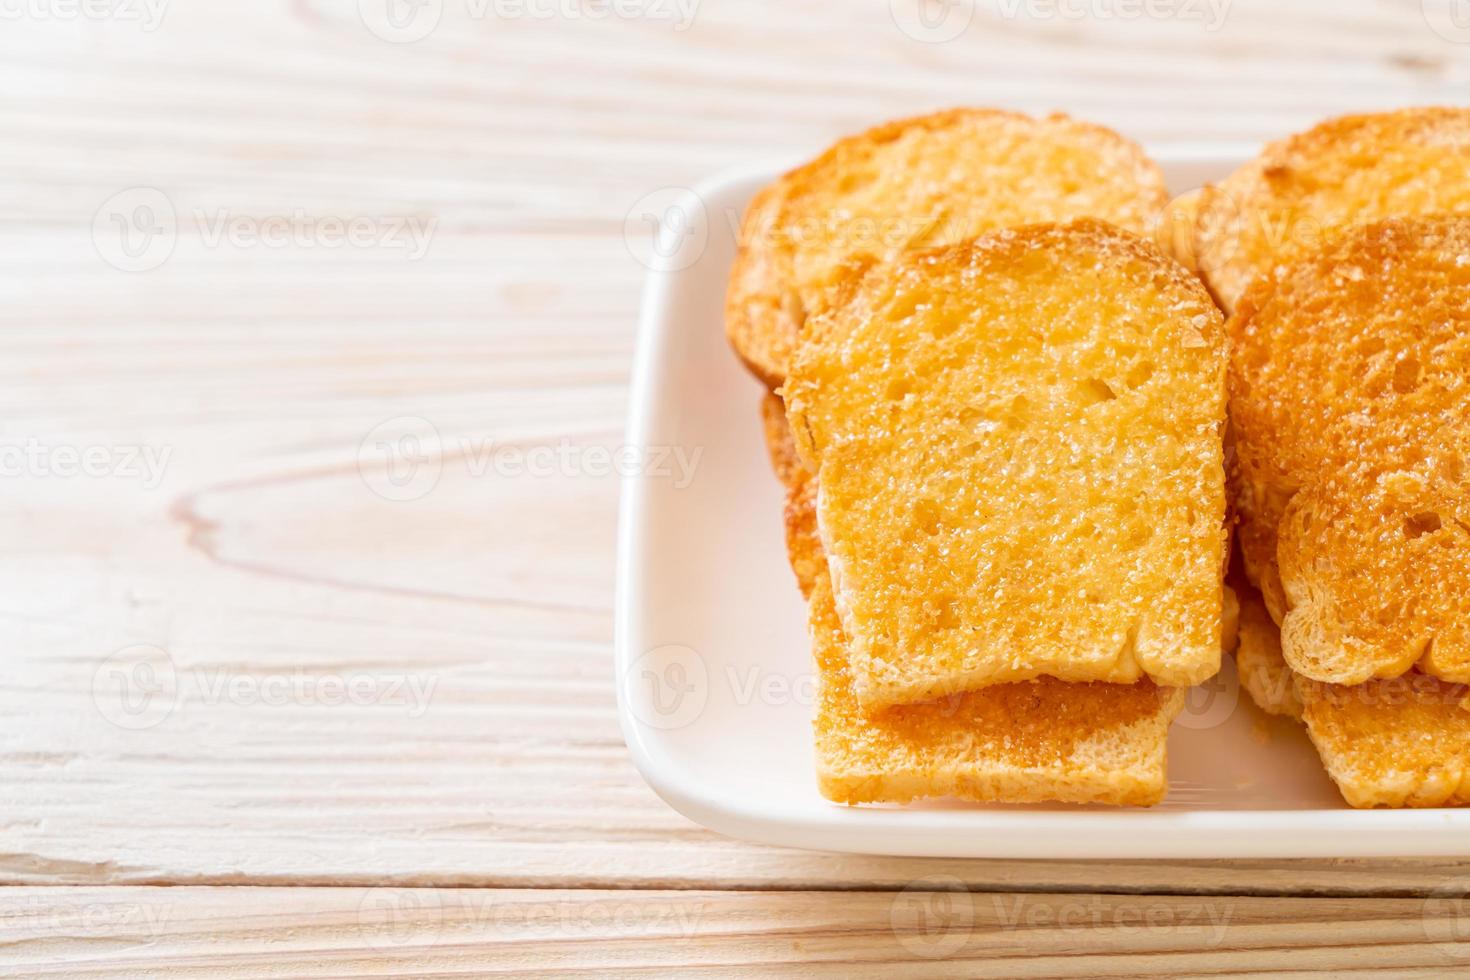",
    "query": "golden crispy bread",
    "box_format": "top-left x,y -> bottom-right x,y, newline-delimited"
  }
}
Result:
1229,217 -> 1470,686
786,220 -> 1228,708
760,401 -> 1183,806
1234,587 -> 1302,720
1195,107 -> 1470,313
1221,582 -> 1240,659
808,572 -> 1183,806
1297,673 -> 1470,809
760,393 -> 821,599
1233,587 -> 1469,808
726,109 -> 1170,388
1153,188 -> 1205,274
